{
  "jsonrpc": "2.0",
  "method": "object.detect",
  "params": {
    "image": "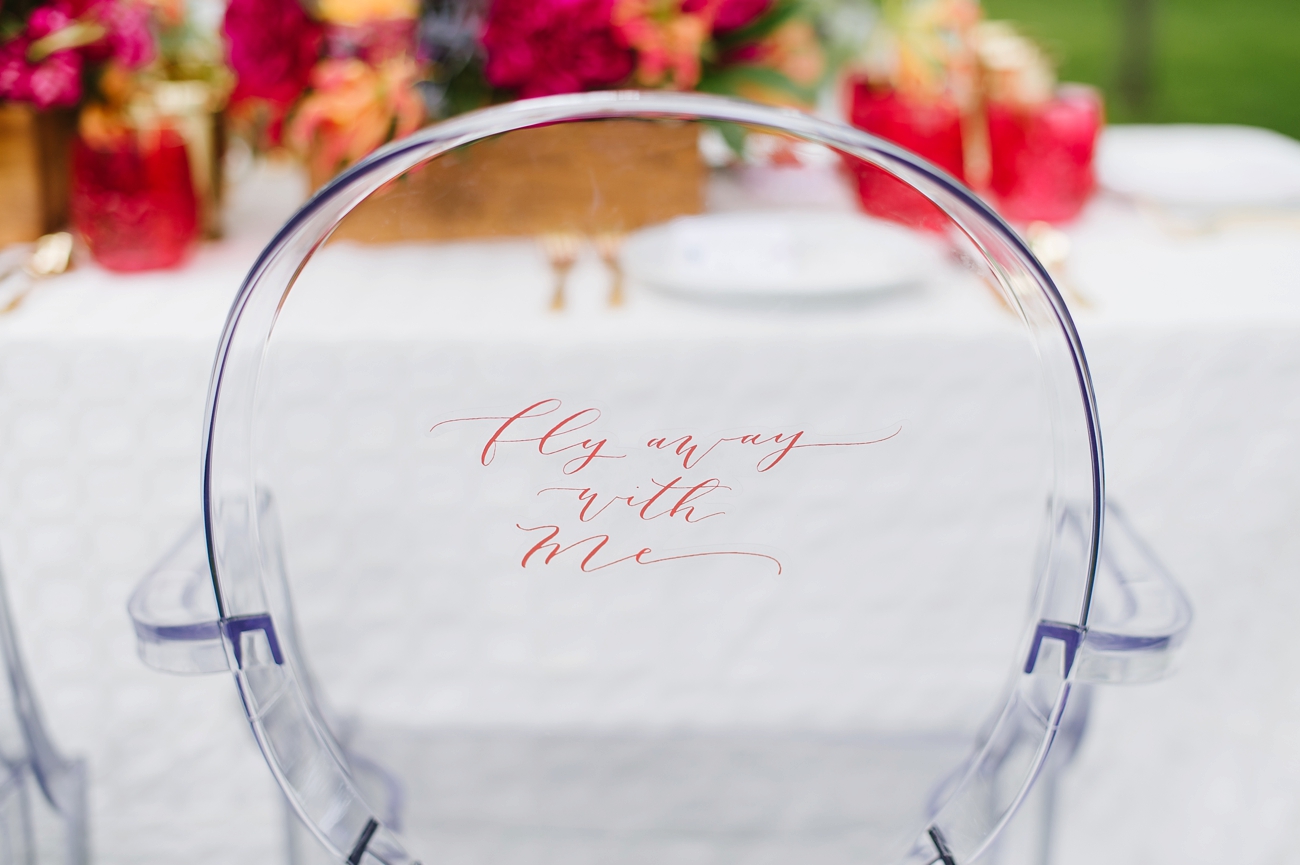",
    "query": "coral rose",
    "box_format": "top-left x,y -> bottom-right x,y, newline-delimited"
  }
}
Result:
287,56 -> 424,182
612,0 -> 713,90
